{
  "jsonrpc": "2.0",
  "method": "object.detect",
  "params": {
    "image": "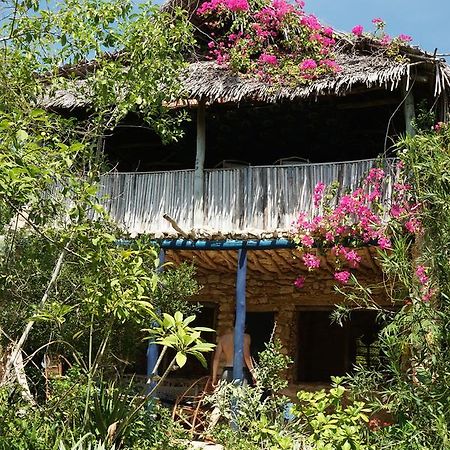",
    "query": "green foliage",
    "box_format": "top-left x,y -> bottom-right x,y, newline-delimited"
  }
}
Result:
337,123 -> 450,449
206,382 -> 297,450
147,311 -> 215,369
295,377 -> 373,450
0,1 -> 203,448
255,338 -> 292,393
154,262 -> 202,316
